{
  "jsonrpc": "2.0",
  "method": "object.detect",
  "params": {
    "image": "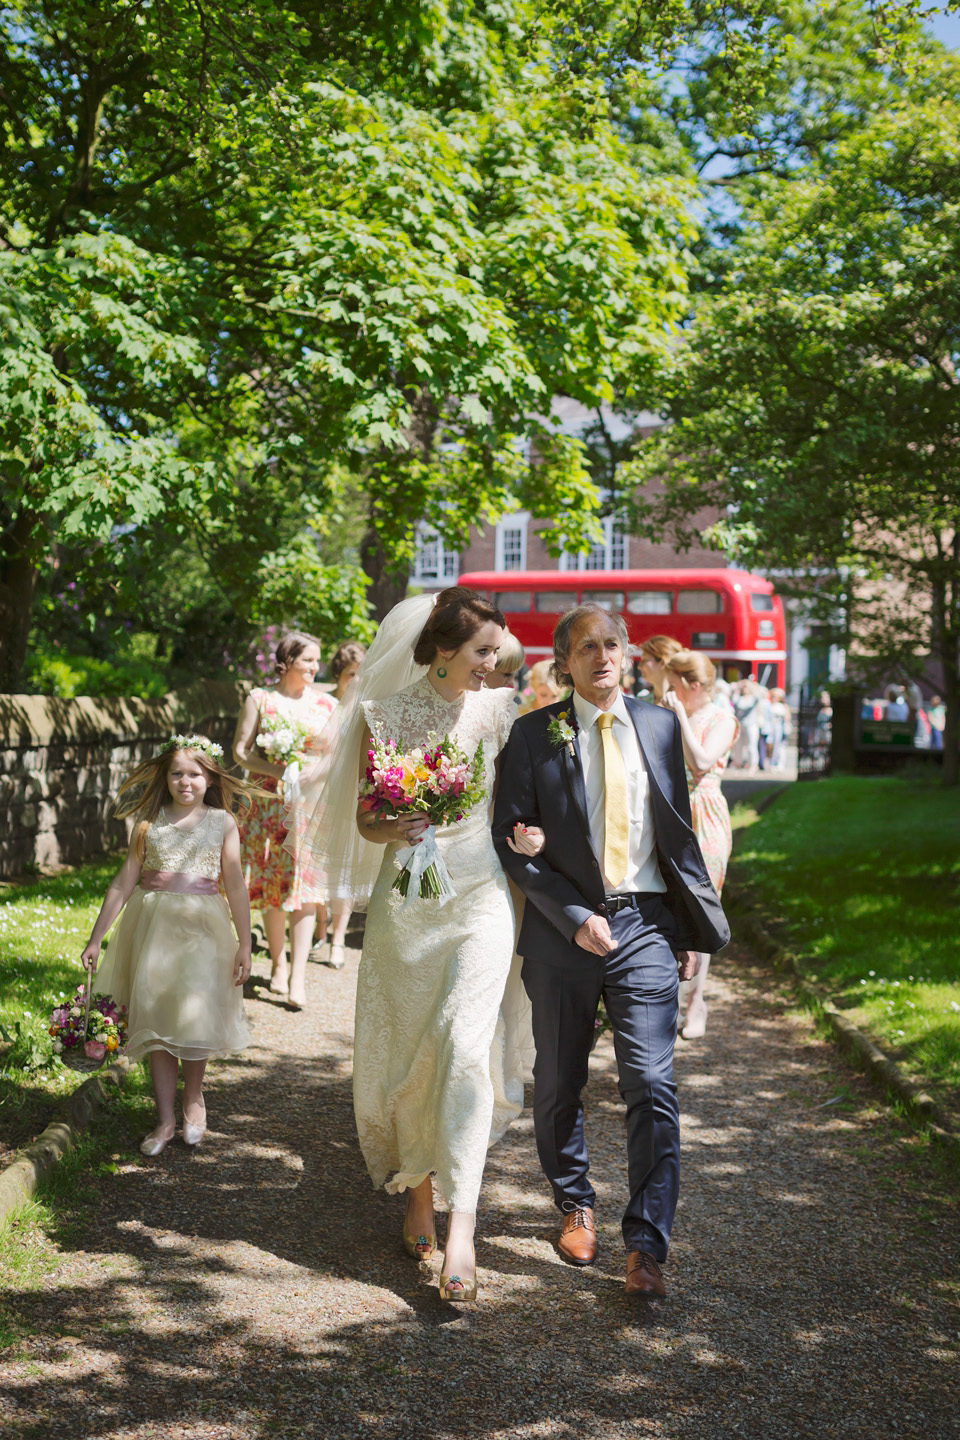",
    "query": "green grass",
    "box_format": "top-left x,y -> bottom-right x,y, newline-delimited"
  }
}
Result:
0,856 -> 123,1148
0,1064 -> 155,1351
729,776 -> 960,1103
